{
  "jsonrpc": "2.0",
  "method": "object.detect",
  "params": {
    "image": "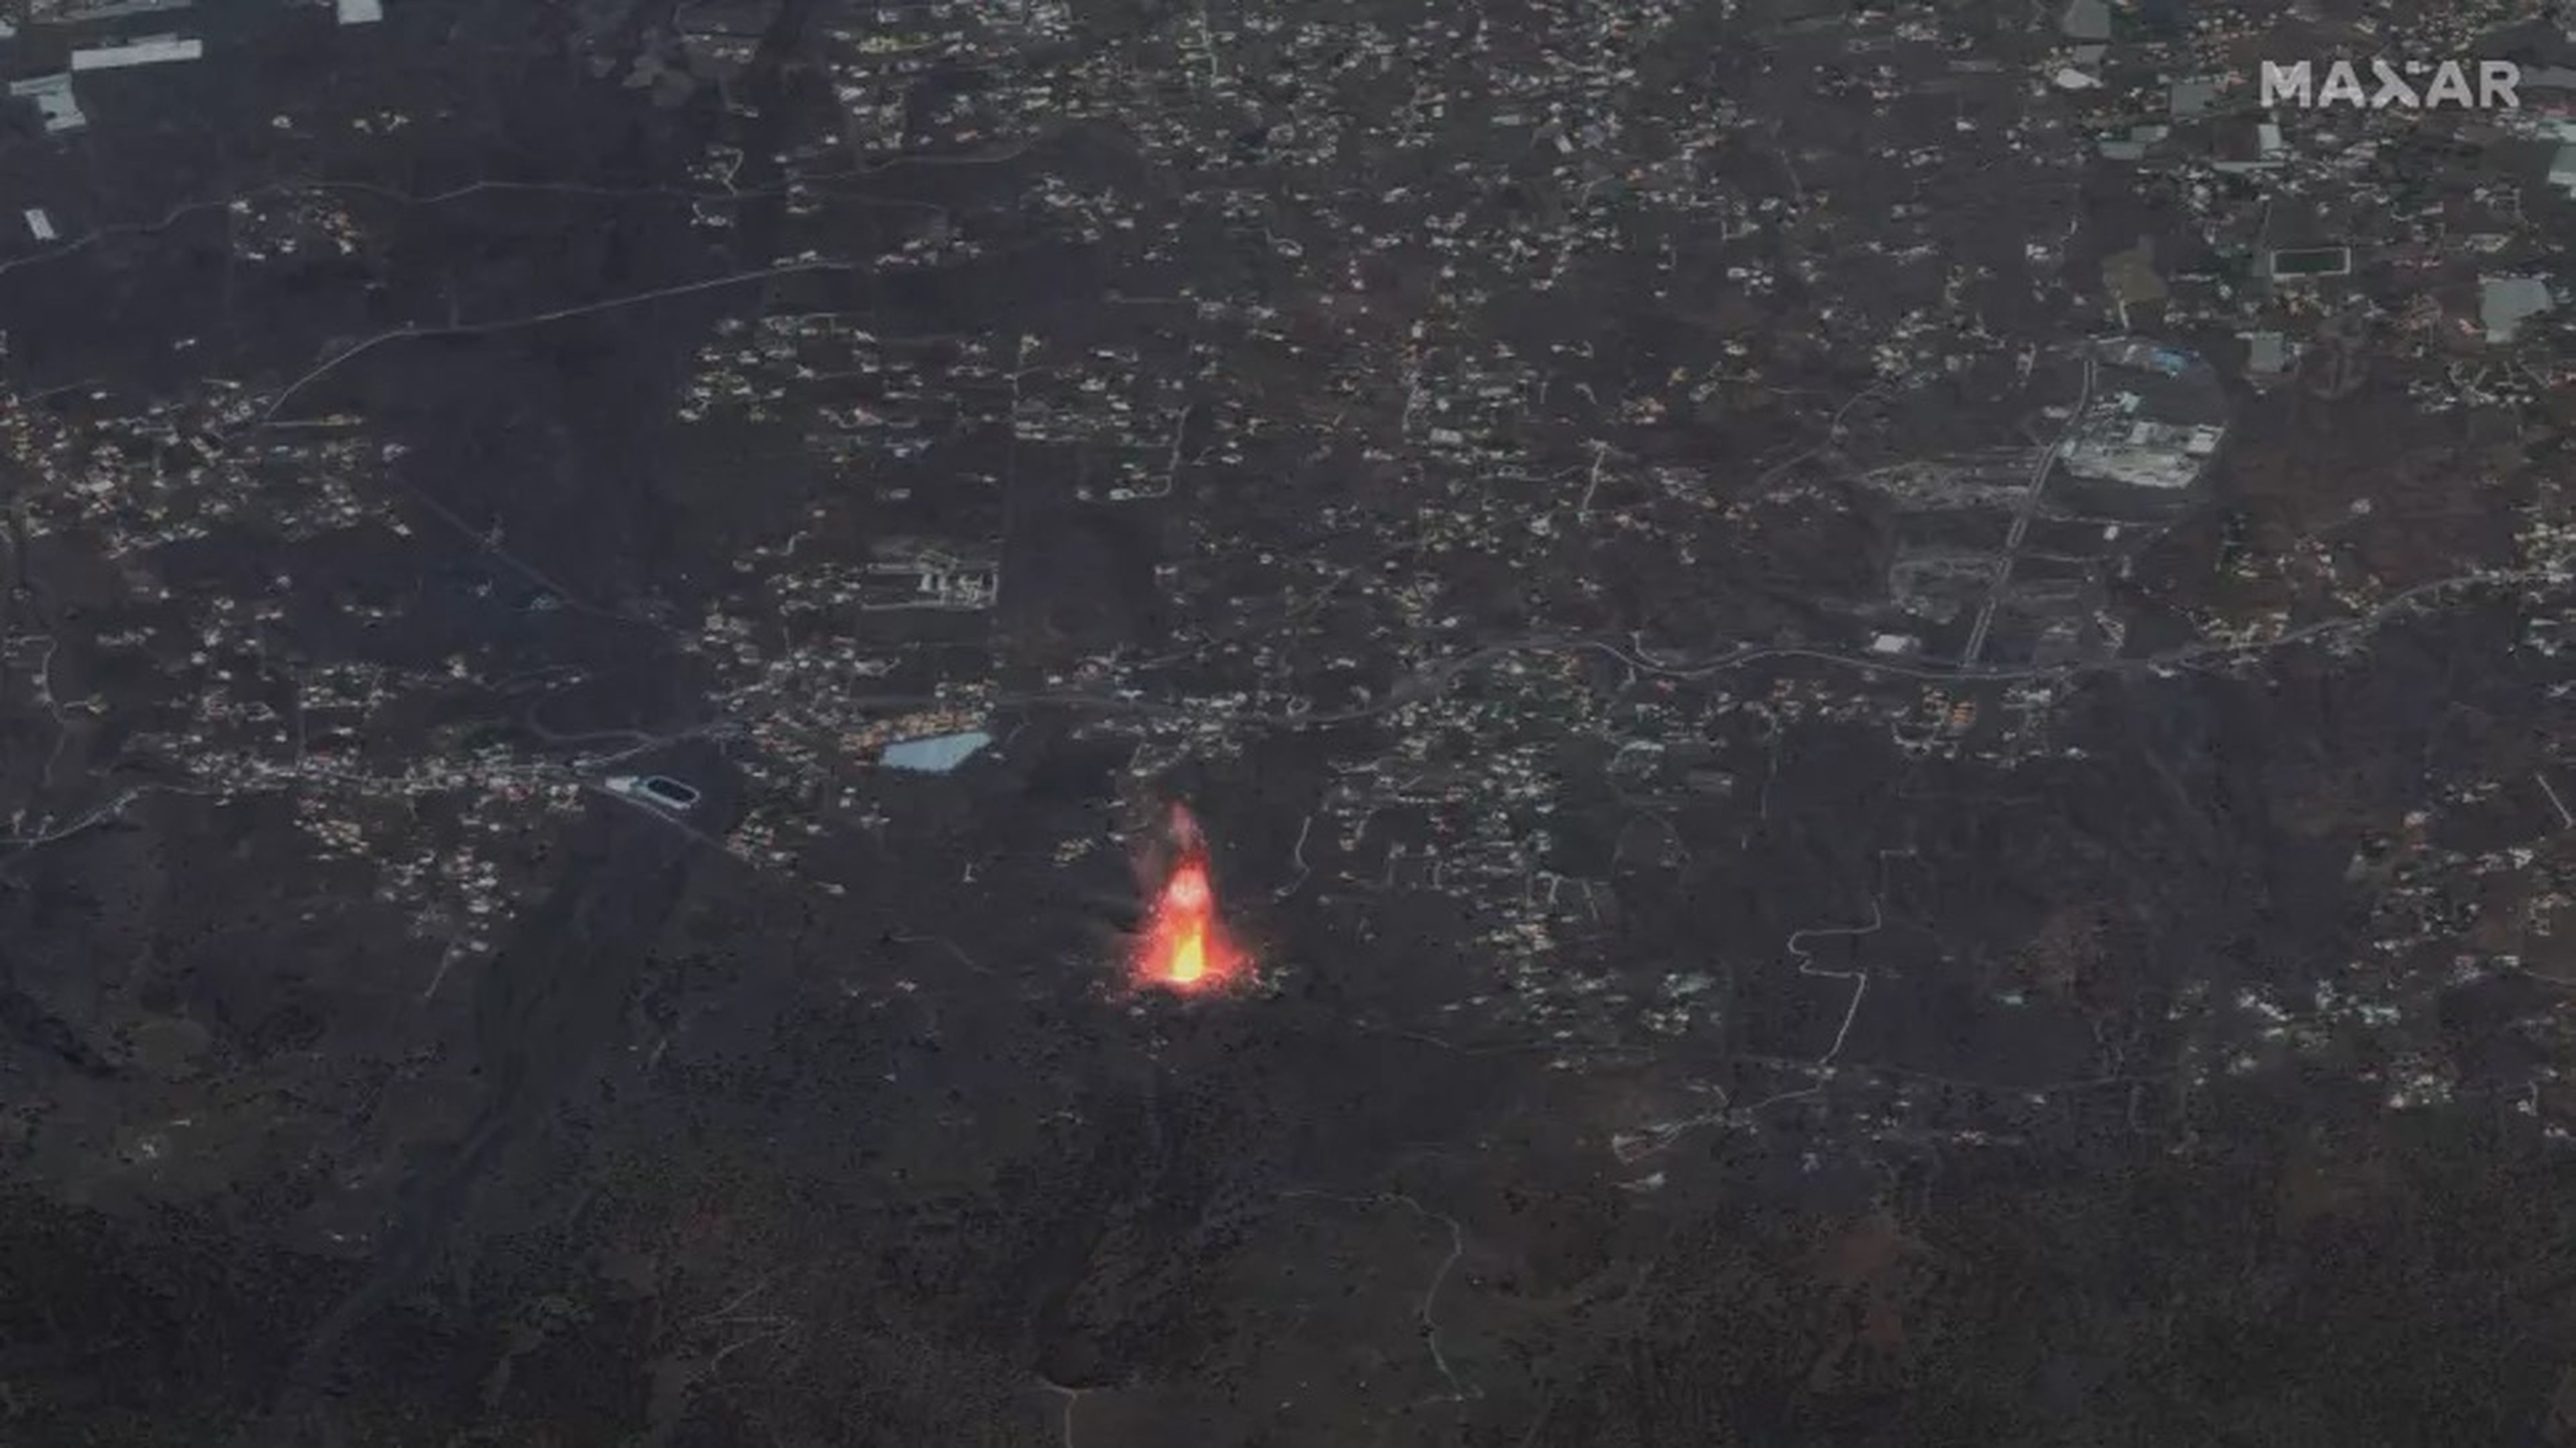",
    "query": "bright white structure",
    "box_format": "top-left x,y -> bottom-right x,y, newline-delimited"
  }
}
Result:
70,36 -> 204,68
337,0 -> 383,22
